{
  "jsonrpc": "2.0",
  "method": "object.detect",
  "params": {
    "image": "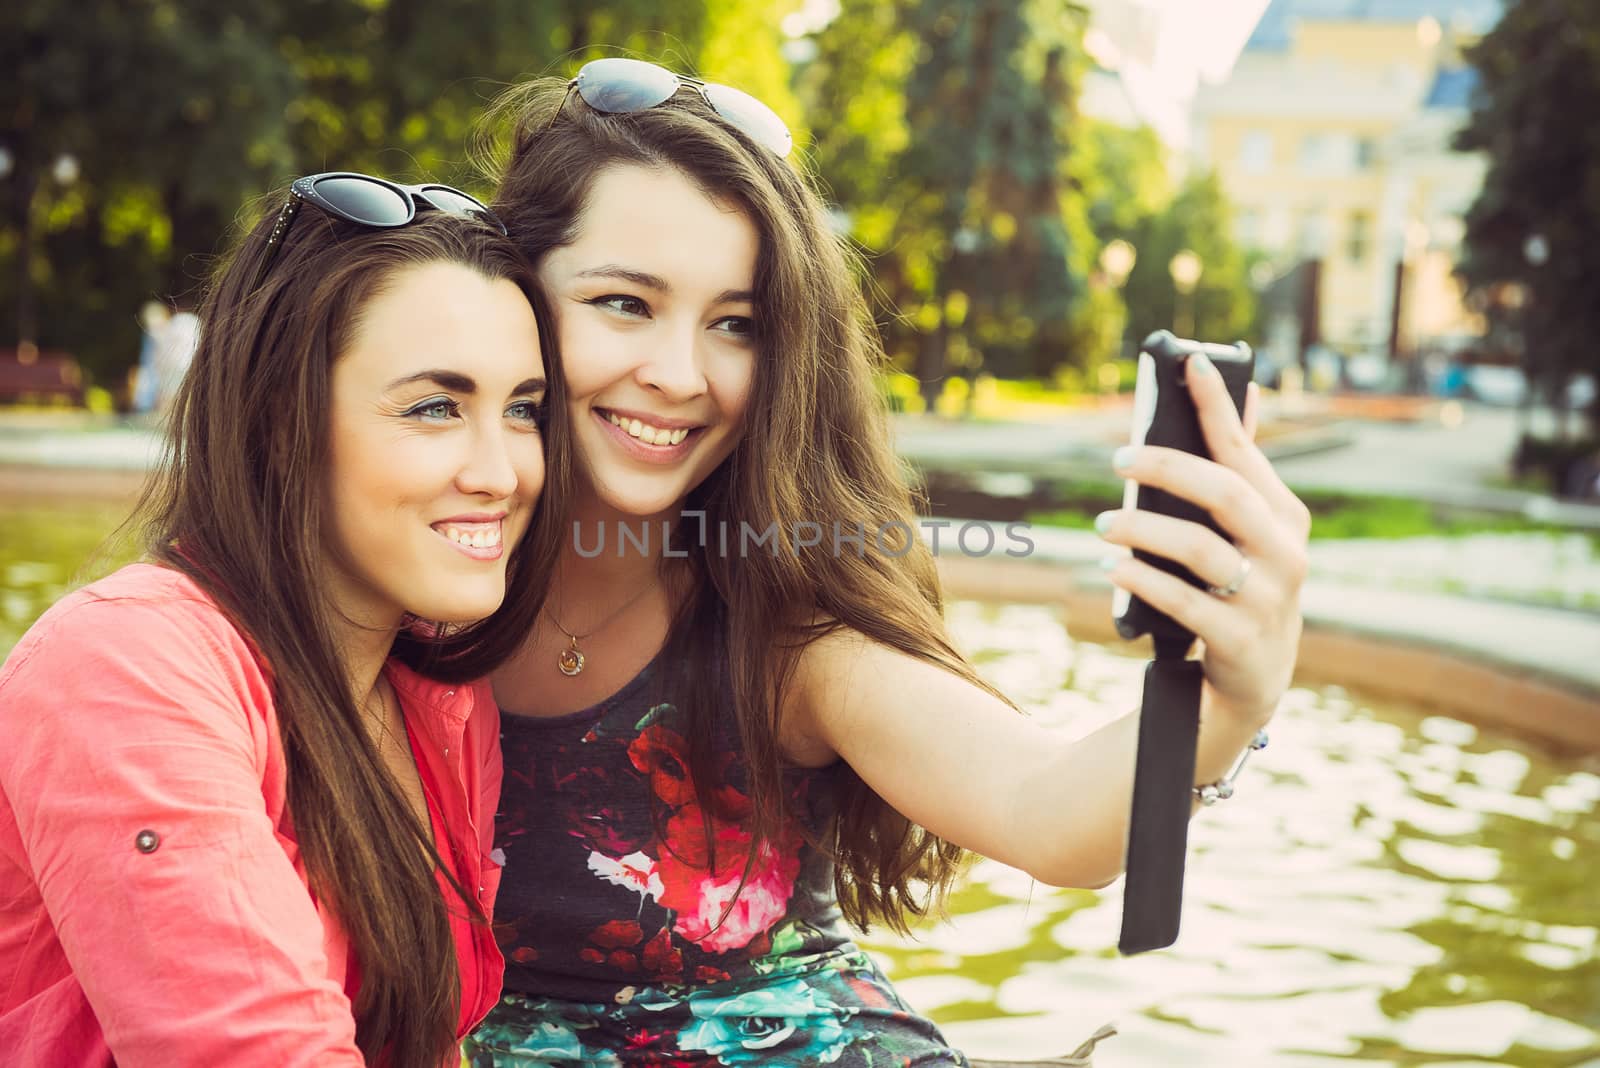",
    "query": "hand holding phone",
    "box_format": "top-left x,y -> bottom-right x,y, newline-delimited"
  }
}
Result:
1112,330 -> 1255,645
1112,329 -> 1255,955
